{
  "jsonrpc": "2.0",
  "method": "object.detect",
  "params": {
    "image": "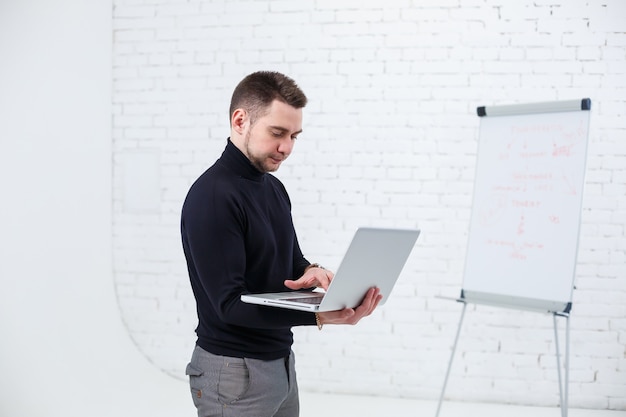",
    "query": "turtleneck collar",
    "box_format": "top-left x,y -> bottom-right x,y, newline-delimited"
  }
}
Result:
220,138 -> 266,182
